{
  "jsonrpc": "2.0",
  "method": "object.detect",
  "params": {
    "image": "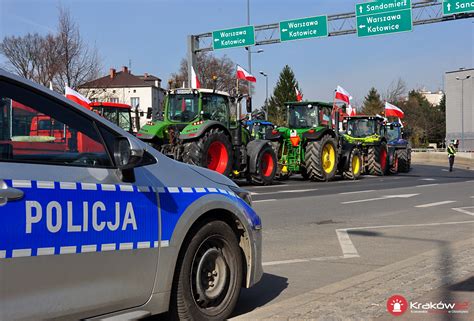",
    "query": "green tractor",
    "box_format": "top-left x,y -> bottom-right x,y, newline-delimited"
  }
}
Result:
342,115 -> 398,175
265,101 -> 362,181
137,88 -> 277,185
